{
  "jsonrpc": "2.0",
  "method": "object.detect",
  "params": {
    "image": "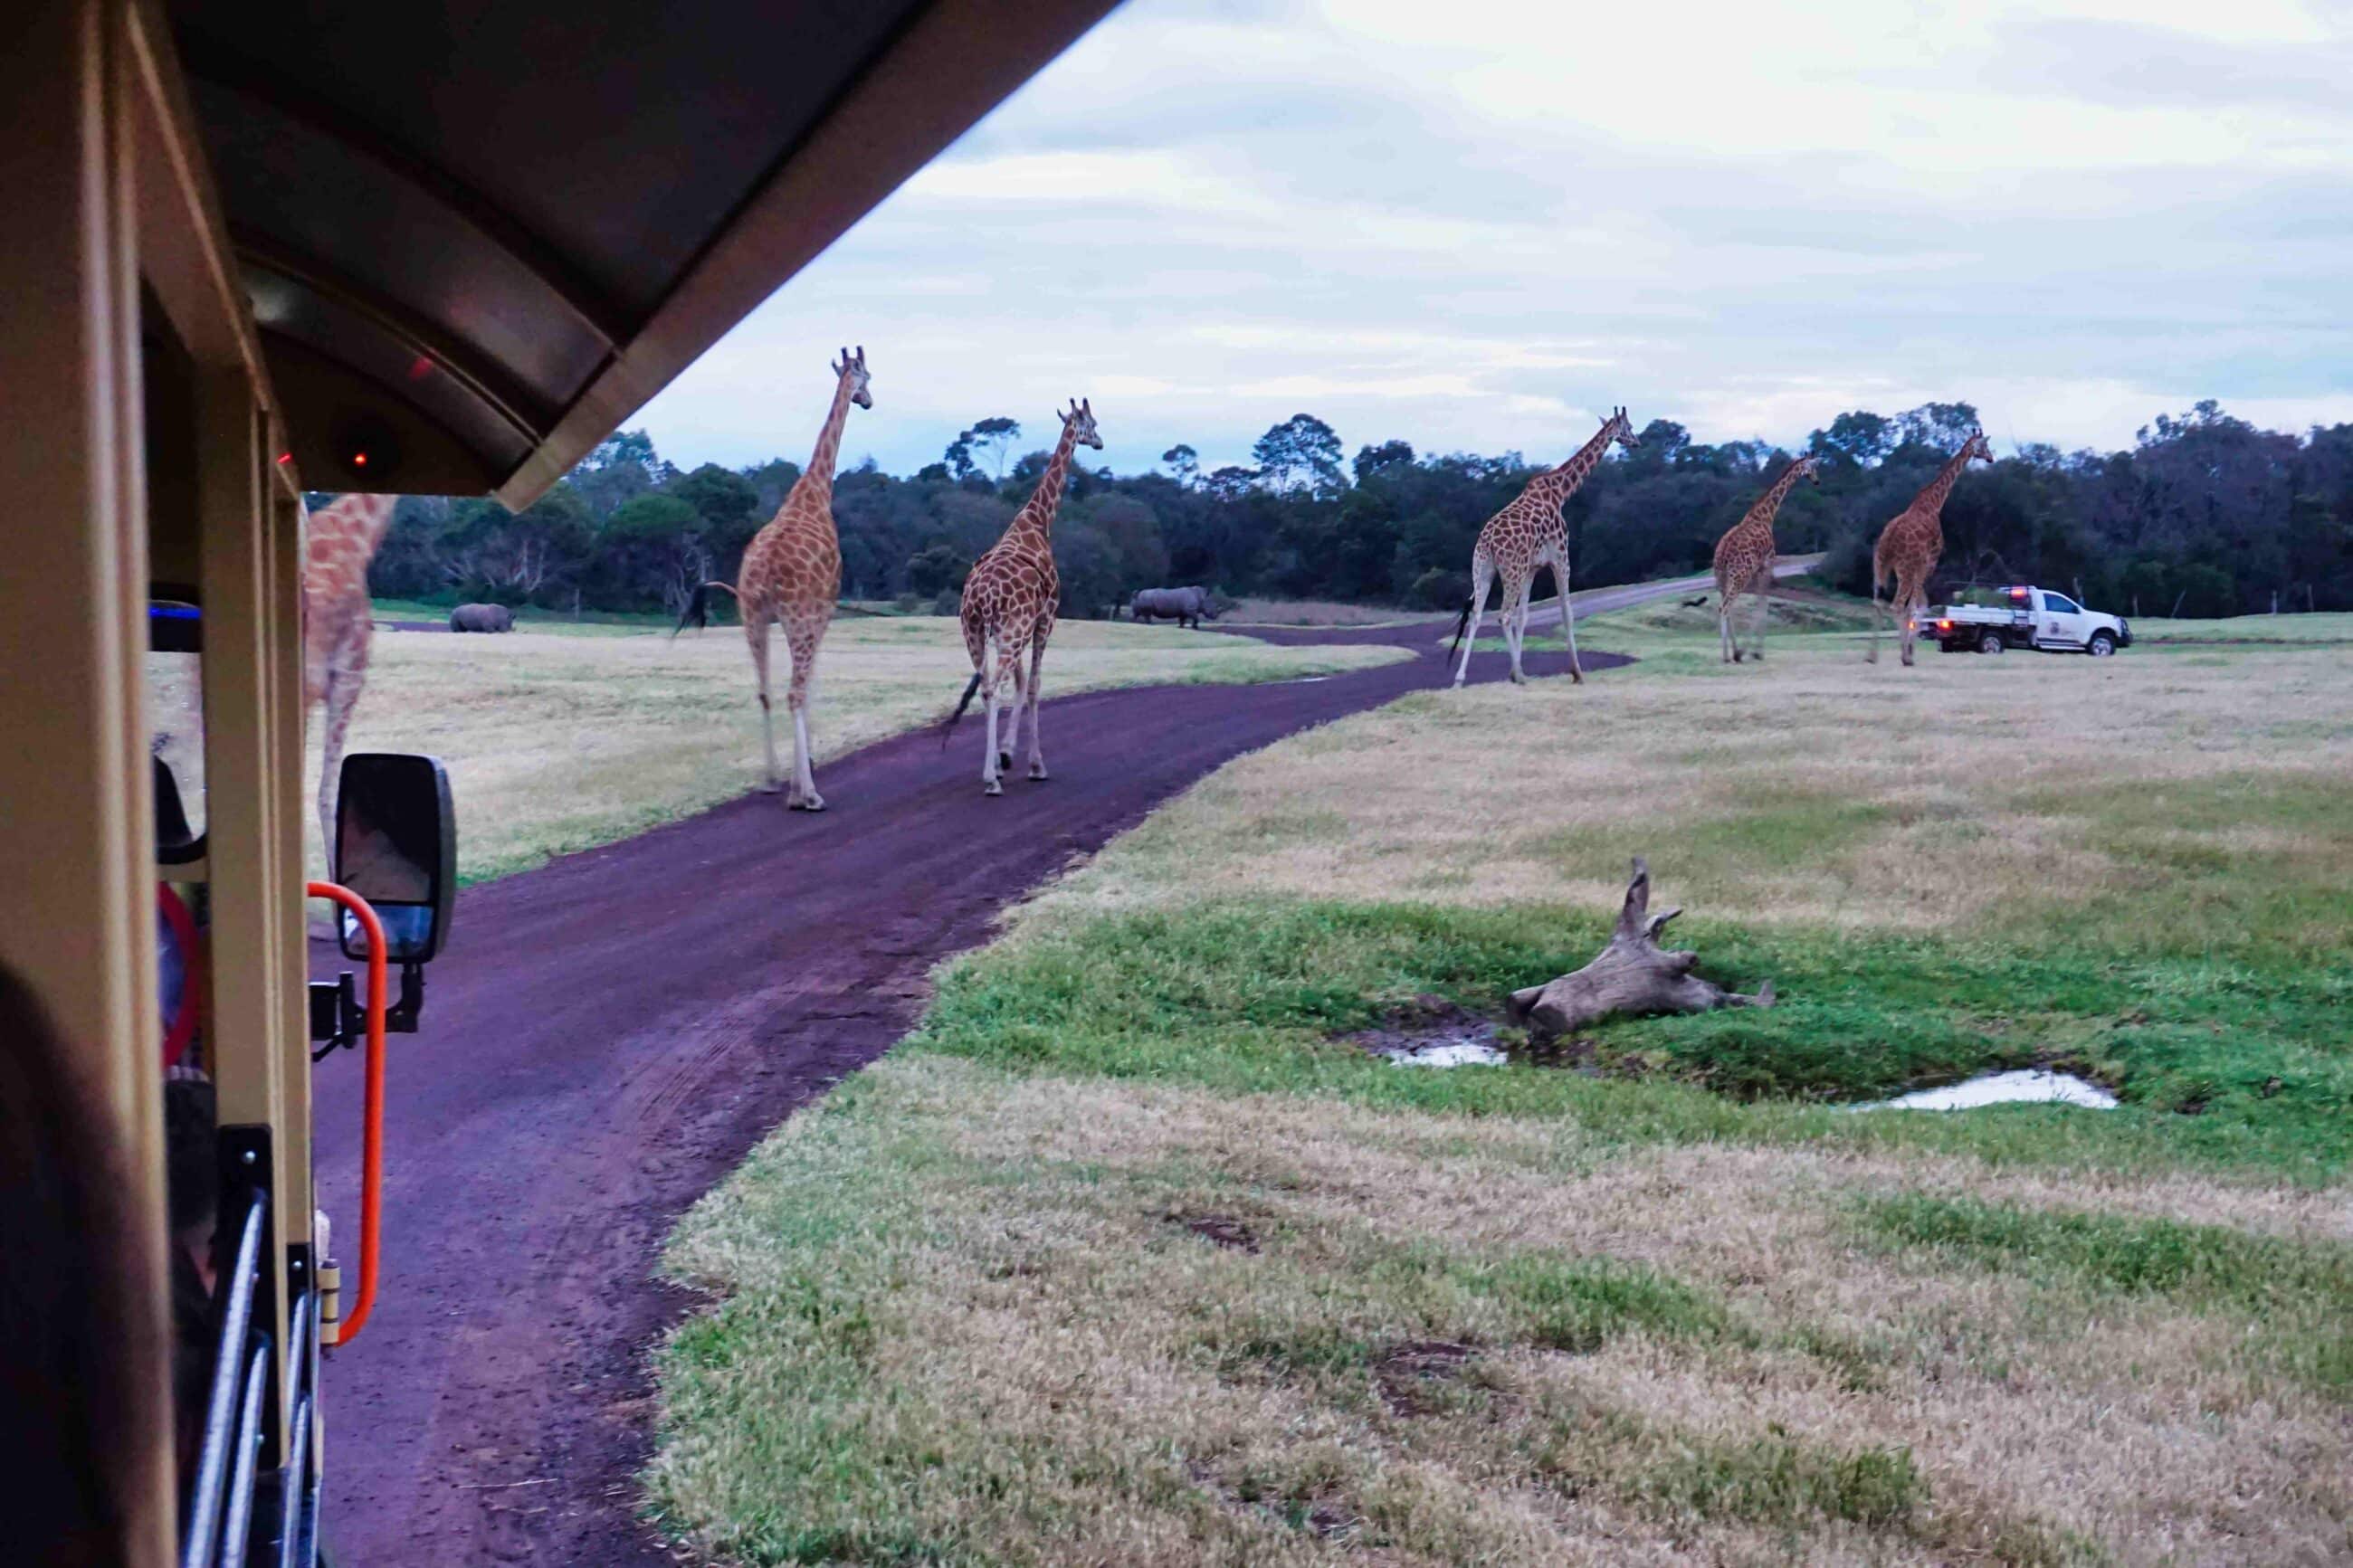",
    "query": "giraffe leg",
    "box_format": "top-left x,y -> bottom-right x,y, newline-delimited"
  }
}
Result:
1024,630 -> 1050,781
1000,644 -> 1024,774
1453,556 -> 1496,688
314,630 -> 370,858
747,617 -> 784,792
786,621 -> 825,810
315,666 -> 348,859
1899,582 -> 1921,668
1556,556 -> 1585,684
1518,576 -> 1539,680
1867,558 -> 1884,664
1505,575 -> 1533,684
1718,589 -> 1739,663
1751,573 -> 1771,662
980,640 -> 1005,796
